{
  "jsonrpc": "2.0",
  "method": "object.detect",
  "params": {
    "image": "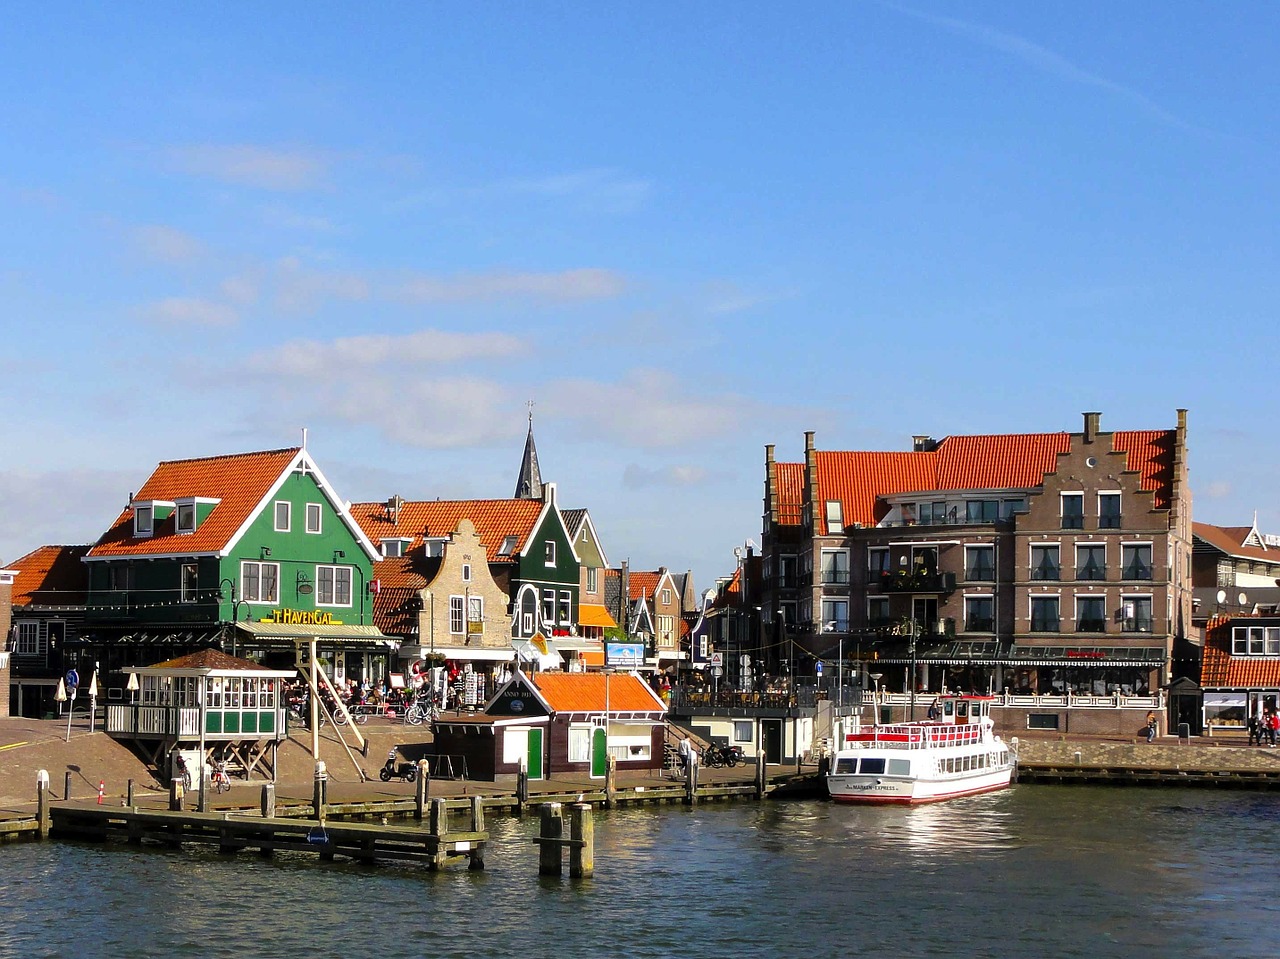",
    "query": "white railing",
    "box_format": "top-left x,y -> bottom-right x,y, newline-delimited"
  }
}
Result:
873,692 -> 1162,709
